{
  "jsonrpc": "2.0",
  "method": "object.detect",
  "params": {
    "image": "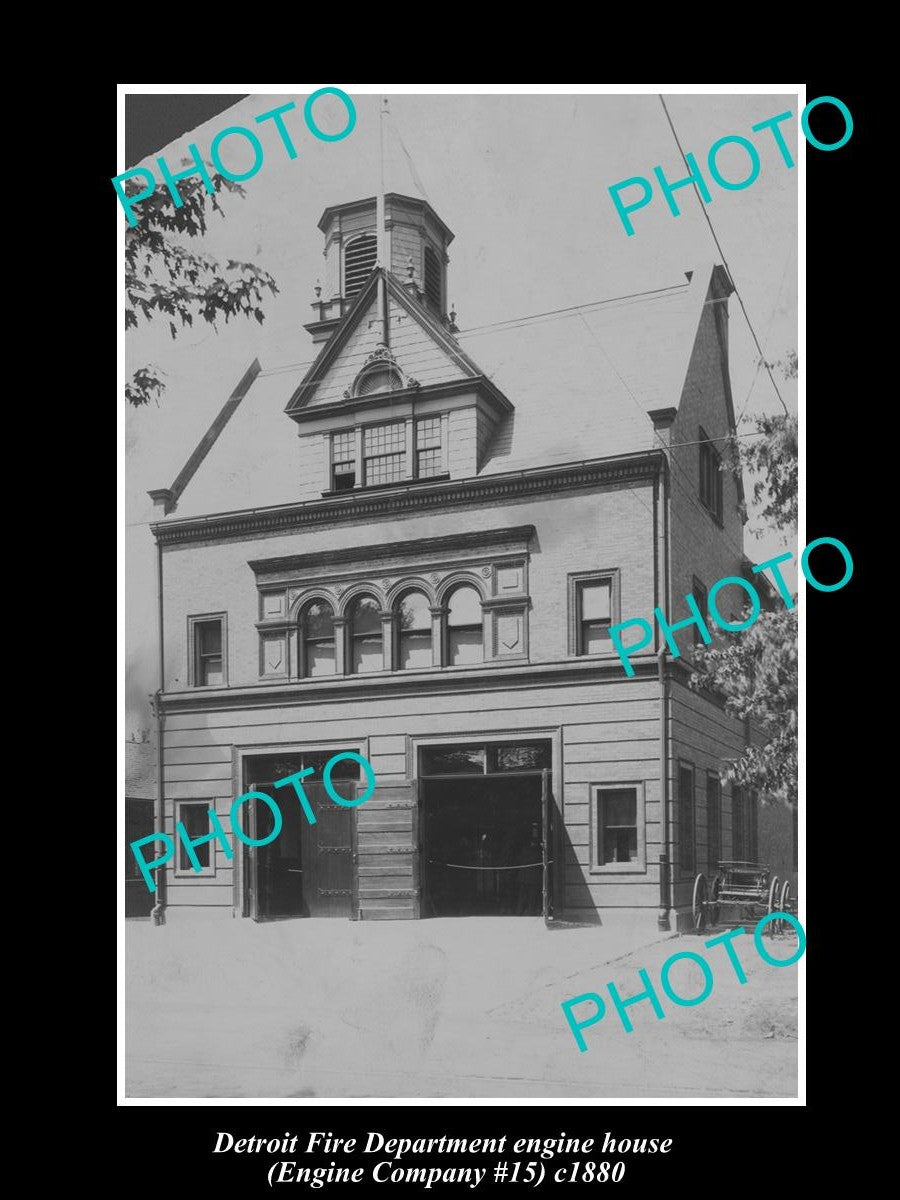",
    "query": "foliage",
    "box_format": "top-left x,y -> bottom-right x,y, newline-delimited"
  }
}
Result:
124,167 -> 278,406
690,608 -> 798,806
691,352 -> 799,809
